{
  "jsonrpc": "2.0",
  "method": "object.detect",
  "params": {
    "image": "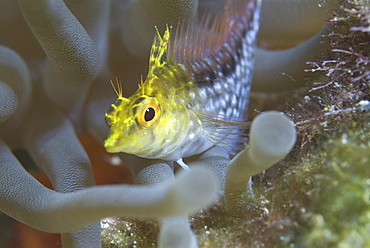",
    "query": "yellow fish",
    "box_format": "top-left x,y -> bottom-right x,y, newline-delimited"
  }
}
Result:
104,0 -> 261,165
